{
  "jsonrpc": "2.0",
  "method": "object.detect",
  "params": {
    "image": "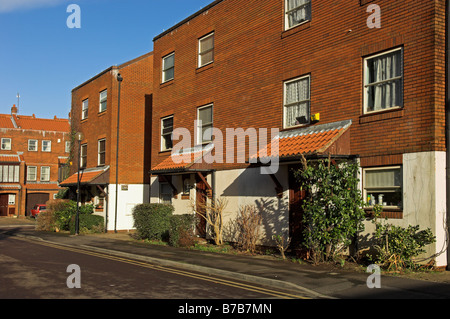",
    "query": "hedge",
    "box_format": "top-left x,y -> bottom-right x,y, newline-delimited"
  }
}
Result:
132,203 -> 174,240
168,214 -> 196,247
69,214 -> 104,235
